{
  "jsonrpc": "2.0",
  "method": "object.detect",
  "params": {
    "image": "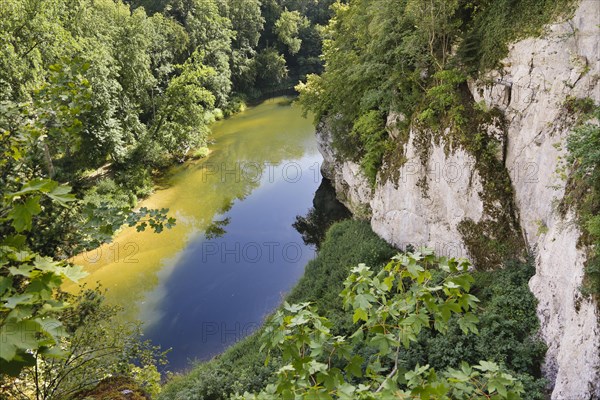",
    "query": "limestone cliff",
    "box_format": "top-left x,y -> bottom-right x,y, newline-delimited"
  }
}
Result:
317,1 -> 600,397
